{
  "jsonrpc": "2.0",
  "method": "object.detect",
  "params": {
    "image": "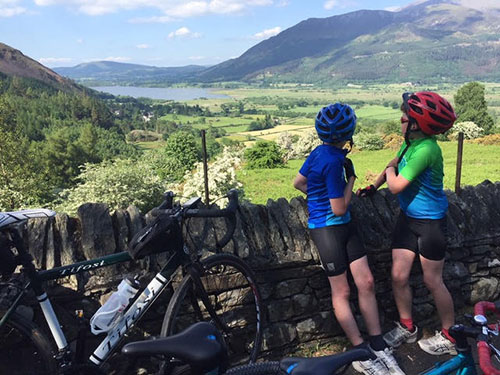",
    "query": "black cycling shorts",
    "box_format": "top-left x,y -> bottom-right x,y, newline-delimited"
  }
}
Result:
310,222 -> 367,277
391,212 -> 447,261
